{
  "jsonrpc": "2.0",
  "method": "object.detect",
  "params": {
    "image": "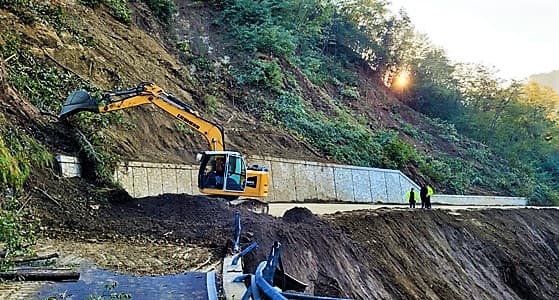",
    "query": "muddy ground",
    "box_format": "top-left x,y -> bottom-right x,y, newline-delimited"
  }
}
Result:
26,168 -> 559,300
